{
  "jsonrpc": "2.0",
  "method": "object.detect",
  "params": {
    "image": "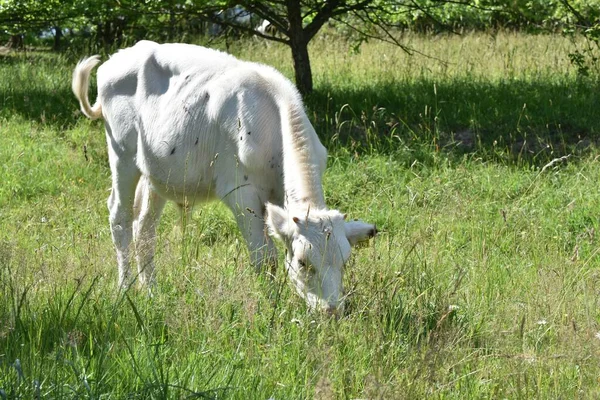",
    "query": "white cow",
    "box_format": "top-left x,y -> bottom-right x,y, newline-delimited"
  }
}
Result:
72,41 -> 376,314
